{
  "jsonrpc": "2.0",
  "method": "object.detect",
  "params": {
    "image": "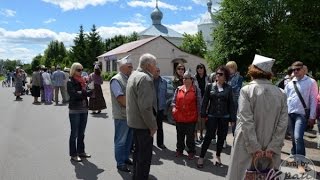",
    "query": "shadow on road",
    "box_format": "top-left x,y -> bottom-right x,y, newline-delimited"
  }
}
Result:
152,145 -> 229,178
91,113 -> 108,118
71,159 -> 104,180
